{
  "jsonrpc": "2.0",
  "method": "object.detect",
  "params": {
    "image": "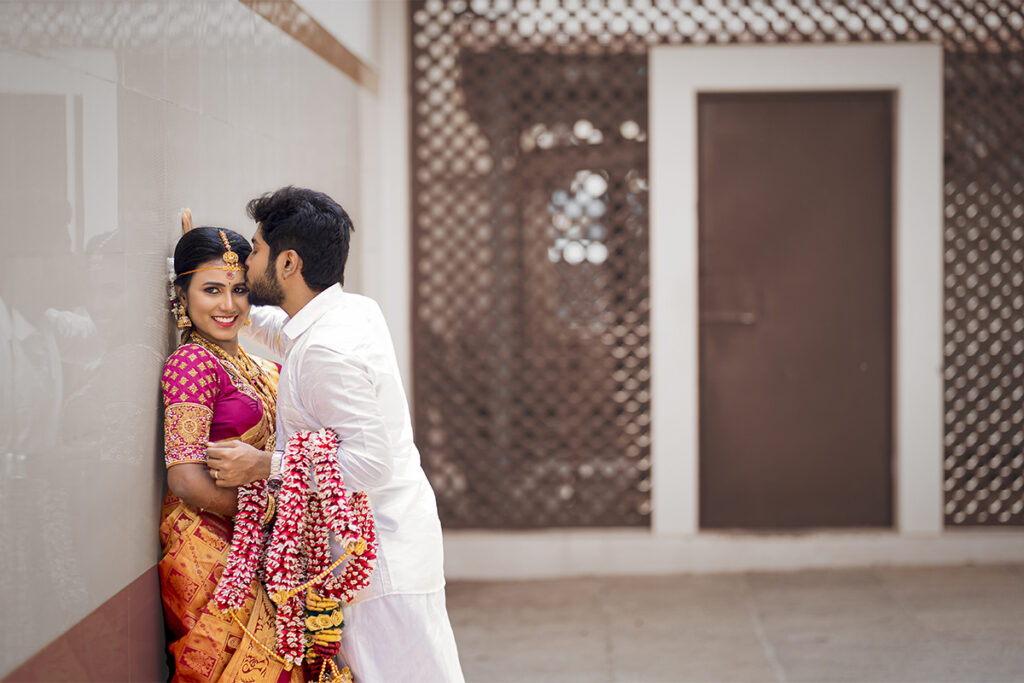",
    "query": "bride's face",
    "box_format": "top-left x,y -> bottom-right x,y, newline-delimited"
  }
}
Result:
180,258 -> 251,346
